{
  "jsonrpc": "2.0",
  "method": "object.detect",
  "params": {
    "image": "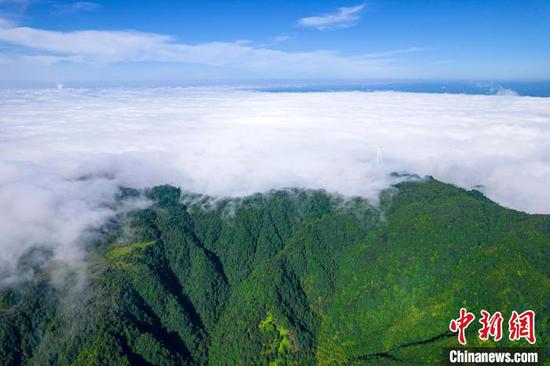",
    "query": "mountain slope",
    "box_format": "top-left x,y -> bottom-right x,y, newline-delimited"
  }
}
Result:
1,178 -> 548,365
